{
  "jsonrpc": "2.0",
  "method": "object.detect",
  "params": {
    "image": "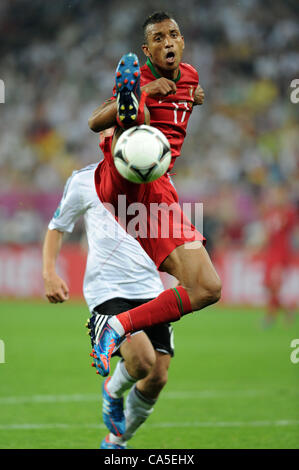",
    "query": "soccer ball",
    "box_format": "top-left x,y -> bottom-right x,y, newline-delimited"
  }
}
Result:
113,125 -> 171,183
